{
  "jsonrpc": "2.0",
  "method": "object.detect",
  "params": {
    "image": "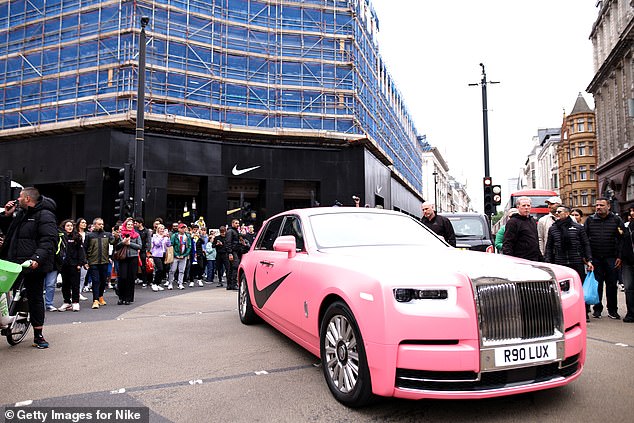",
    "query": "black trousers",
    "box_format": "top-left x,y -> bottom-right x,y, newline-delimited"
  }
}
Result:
60,264 -> 81,303
217,254 -> 229,285
152,256 -> 165,285
23,271 -> 45,327
117,257 -> 137,302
